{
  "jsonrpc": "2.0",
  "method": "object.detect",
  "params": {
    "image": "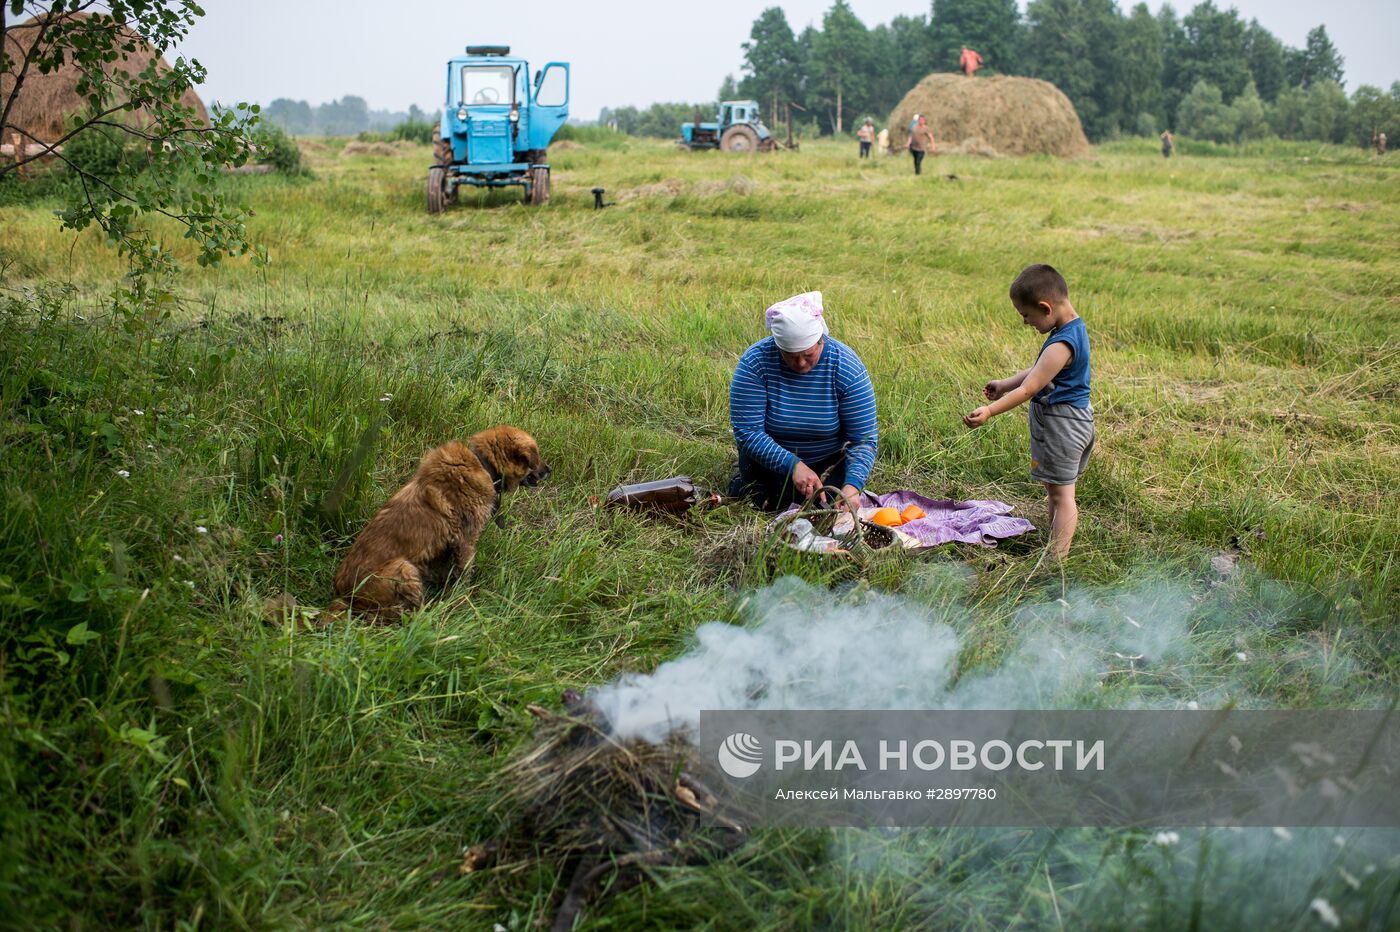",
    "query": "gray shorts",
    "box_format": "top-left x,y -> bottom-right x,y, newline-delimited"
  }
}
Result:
1028,402 -> 1095,486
